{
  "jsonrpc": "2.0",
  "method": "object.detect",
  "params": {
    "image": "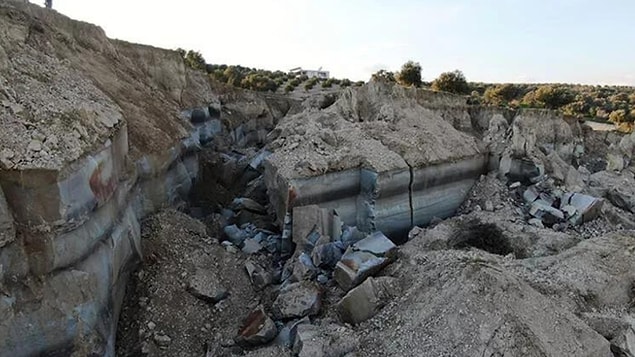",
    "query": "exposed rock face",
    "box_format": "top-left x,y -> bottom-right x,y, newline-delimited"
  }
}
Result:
0,2 -> 291,355
265,81 -> 488,239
